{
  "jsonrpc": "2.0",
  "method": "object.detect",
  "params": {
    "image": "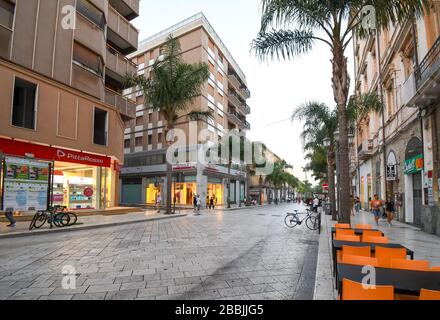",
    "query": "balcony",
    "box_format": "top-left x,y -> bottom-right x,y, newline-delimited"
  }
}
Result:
401,73 -> 416,107
106,45 -> 137,86
416,36 -> 440,90
228,73 -> 241,90
239,86 -> 251,99
105,88 -> 136,121
357,139 -> 373,161
228,90 -> 245,109
107,5 -> 139,55
227,109 -> 249,130
109,0 -> 139,20
74,12 -> 106,60
71,63 -> 104,100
